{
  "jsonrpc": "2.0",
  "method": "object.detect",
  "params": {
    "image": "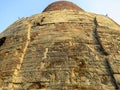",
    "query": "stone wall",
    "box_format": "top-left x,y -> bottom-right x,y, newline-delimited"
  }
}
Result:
0,10 -> 120,90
